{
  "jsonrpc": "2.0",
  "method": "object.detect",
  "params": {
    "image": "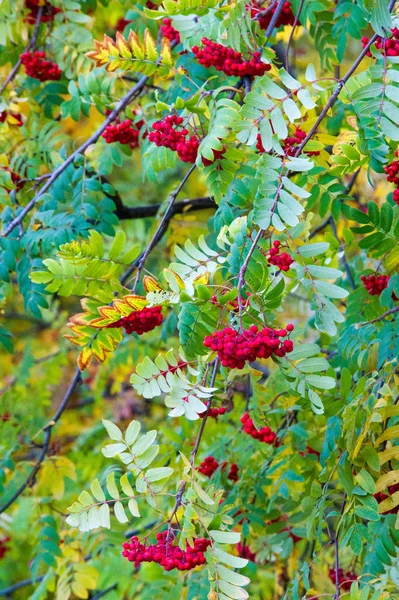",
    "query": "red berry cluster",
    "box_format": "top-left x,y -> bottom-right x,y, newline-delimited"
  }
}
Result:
0,111 -> 23,126
0,537 -> 10,560
361,274 -> 390,296
198,401 -> 227,418
237,542 -> 256,562
106,306 -> 163,335
192,38 -> 271,78
161,18 -> 181,43
241,412 -> 276,444
328,568 -> 357,591
25,0 -> 60,23
20,51 -> 62,81
148,115 -> 199,163
198,457 -> 239,481
204,324 -> 294,369
202,147 -> 226,167
383,151 -> 399,206
102,118 -> 146,148
267,240 -> 294,271
198,456 -> 219,477
257,127 -> 318,157
228,463 -> 239,482
282,127 -> 318,156
122,532 -> 210,571
362,28 -> 399,57
374,482 -> 399,514
251,1 -> 295,30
